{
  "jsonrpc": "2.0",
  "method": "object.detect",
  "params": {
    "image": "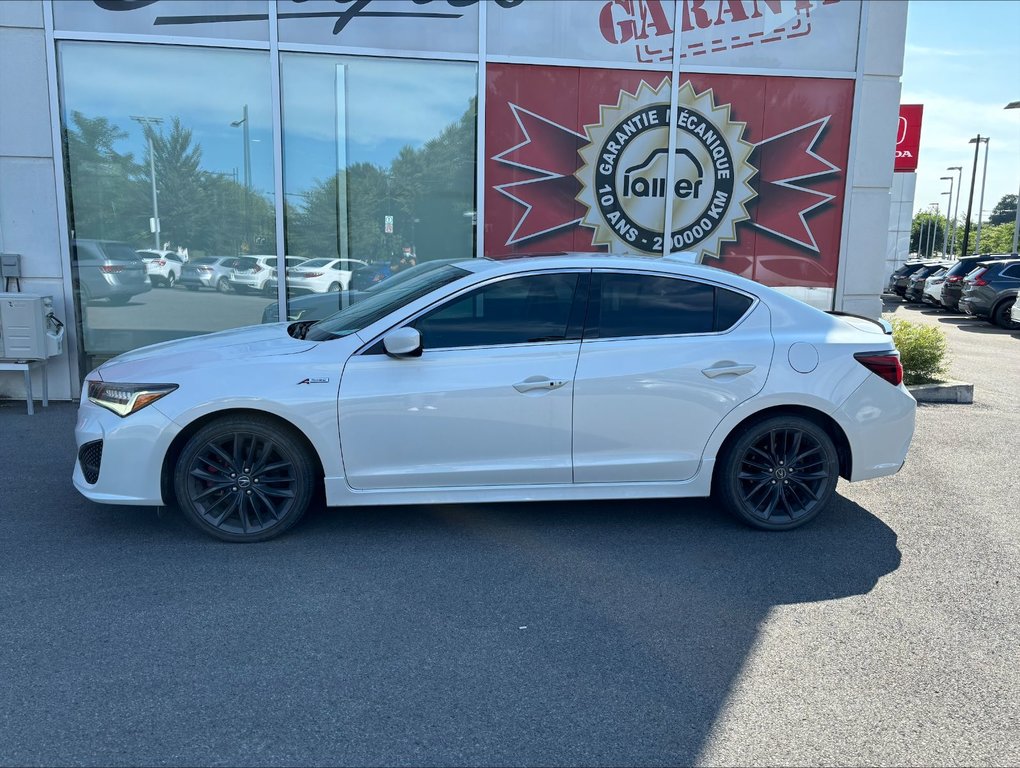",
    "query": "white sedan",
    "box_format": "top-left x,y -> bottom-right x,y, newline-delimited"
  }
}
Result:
287,258 -> 369,293
73,254 -> 916,542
